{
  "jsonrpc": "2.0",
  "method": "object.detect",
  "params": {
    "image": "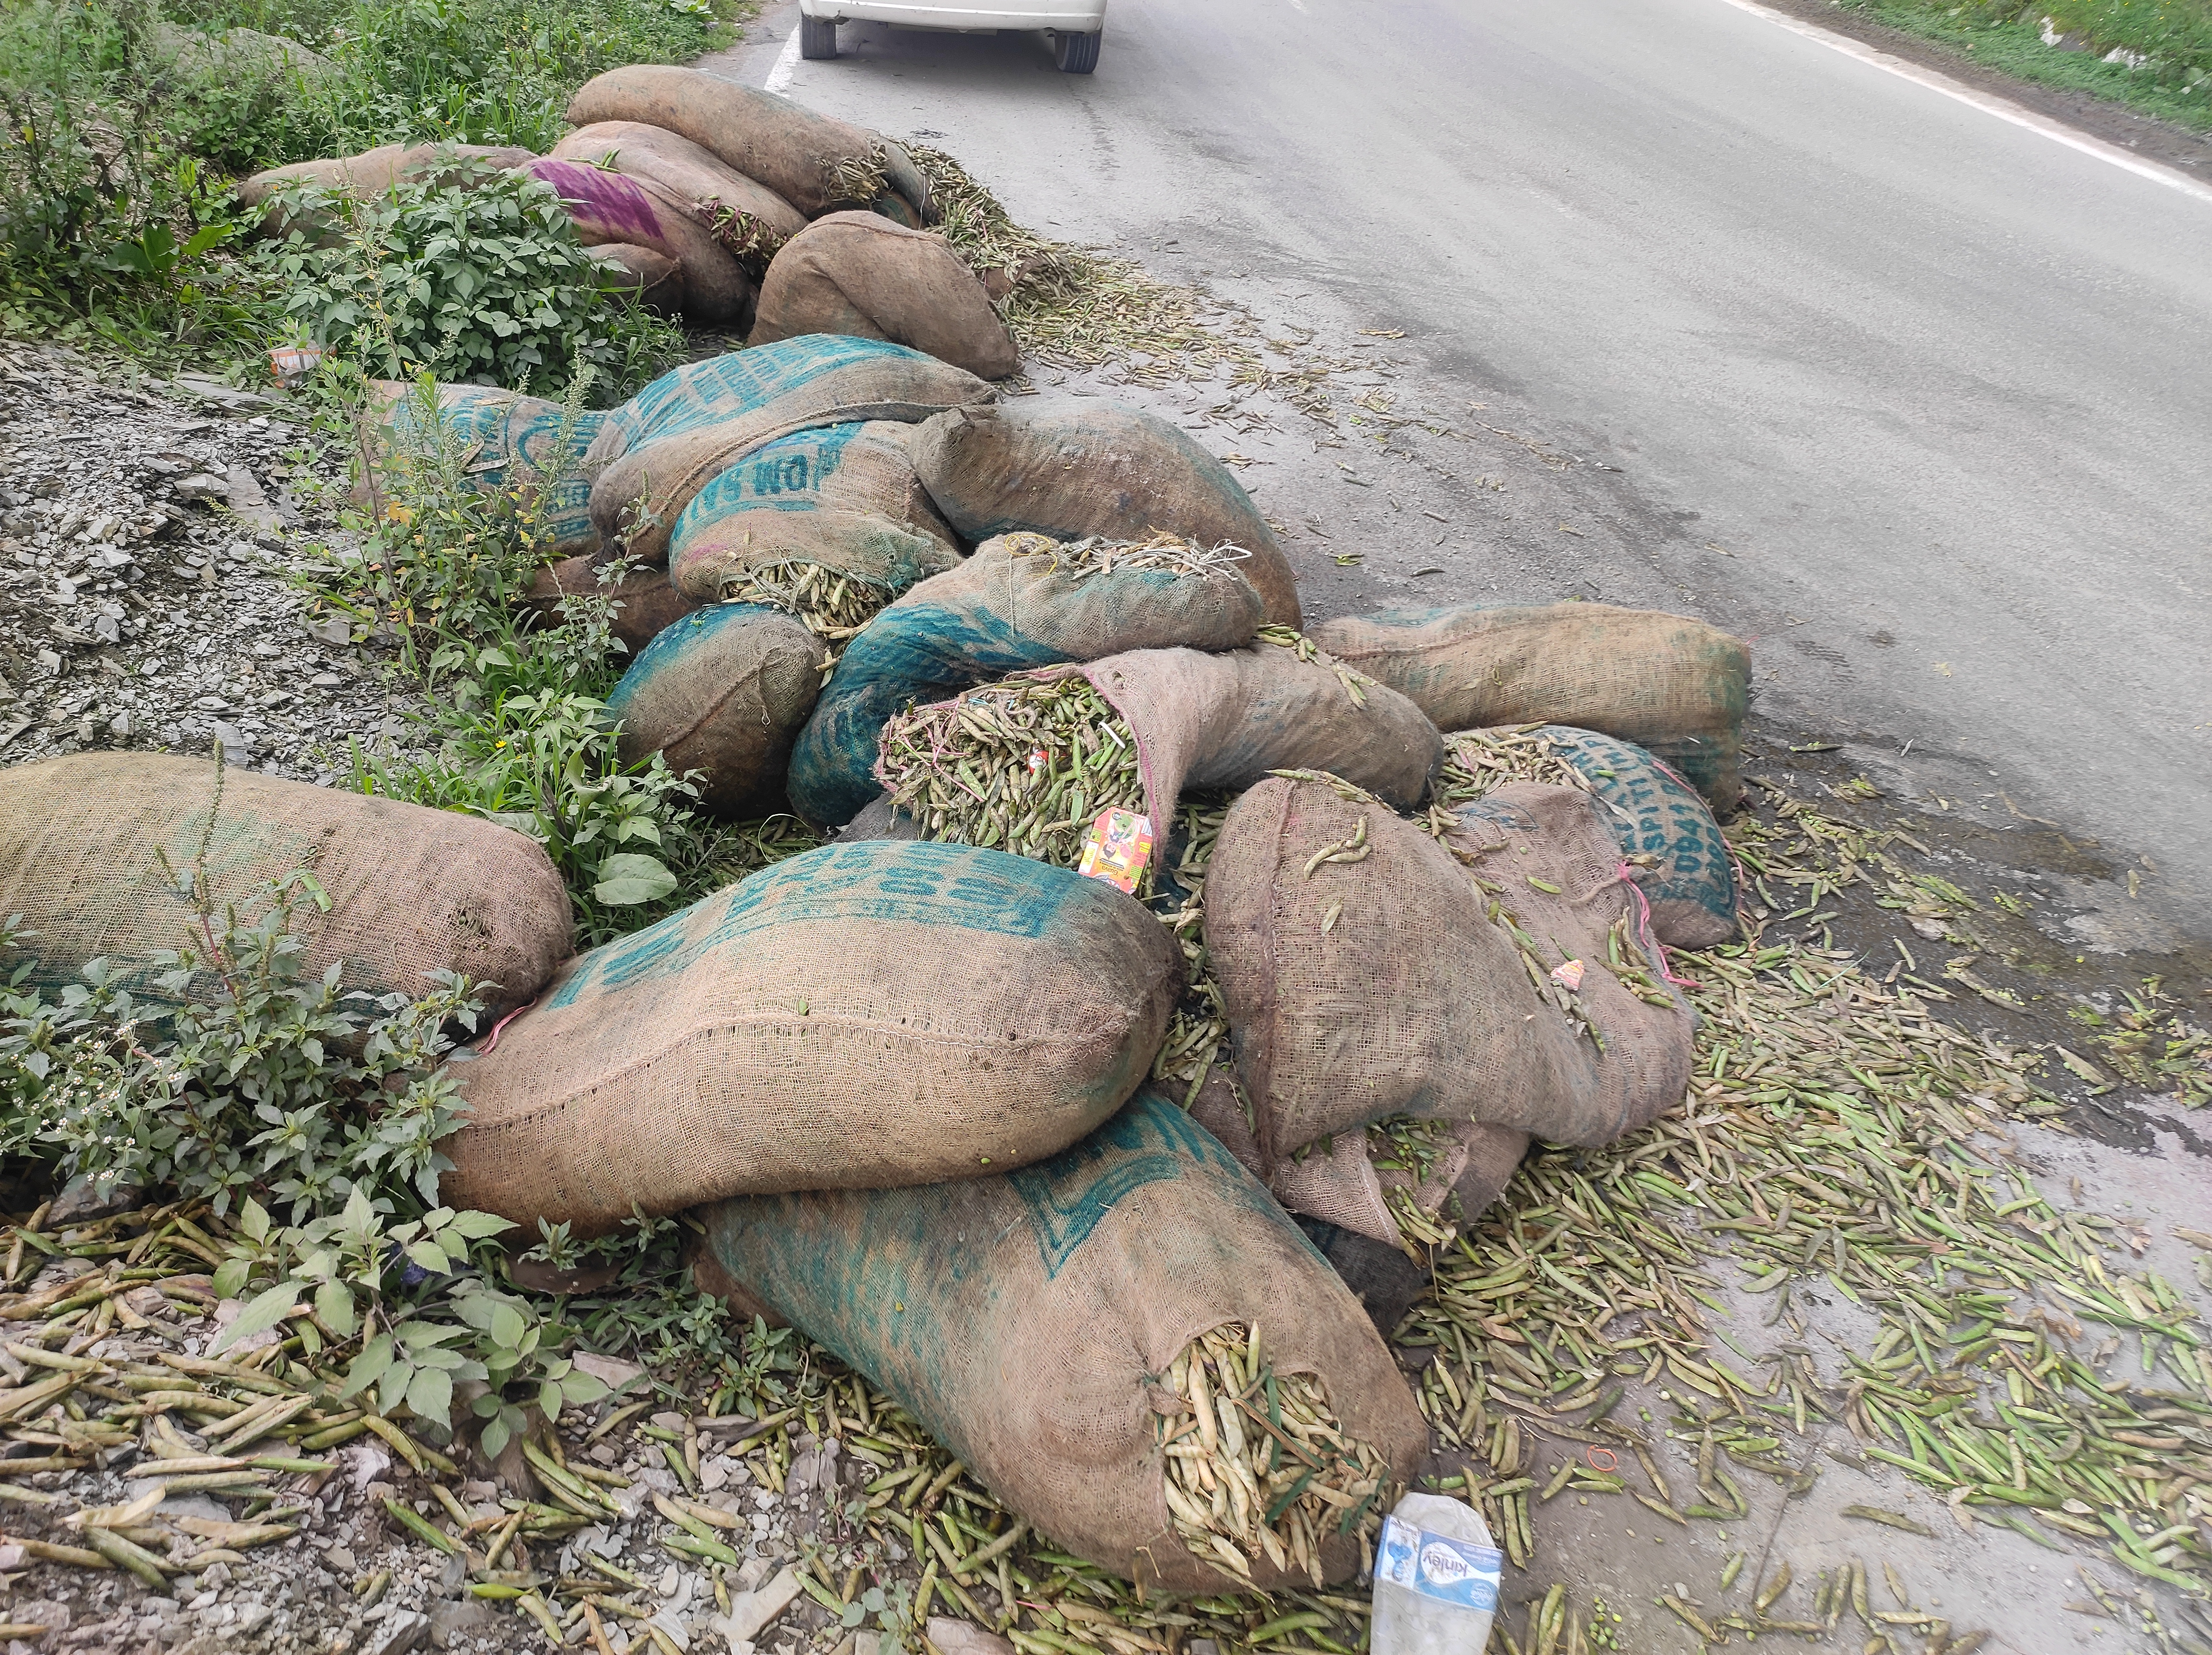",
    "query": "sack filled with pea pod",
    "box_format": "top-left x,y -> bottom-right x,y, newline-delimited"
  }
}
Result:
1439,724 -> 1738,949
441,840 -> 1181,1235
688,1087 -> 1427,1591
789,531 -> 1270,828
1308,601 -> 1751,807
